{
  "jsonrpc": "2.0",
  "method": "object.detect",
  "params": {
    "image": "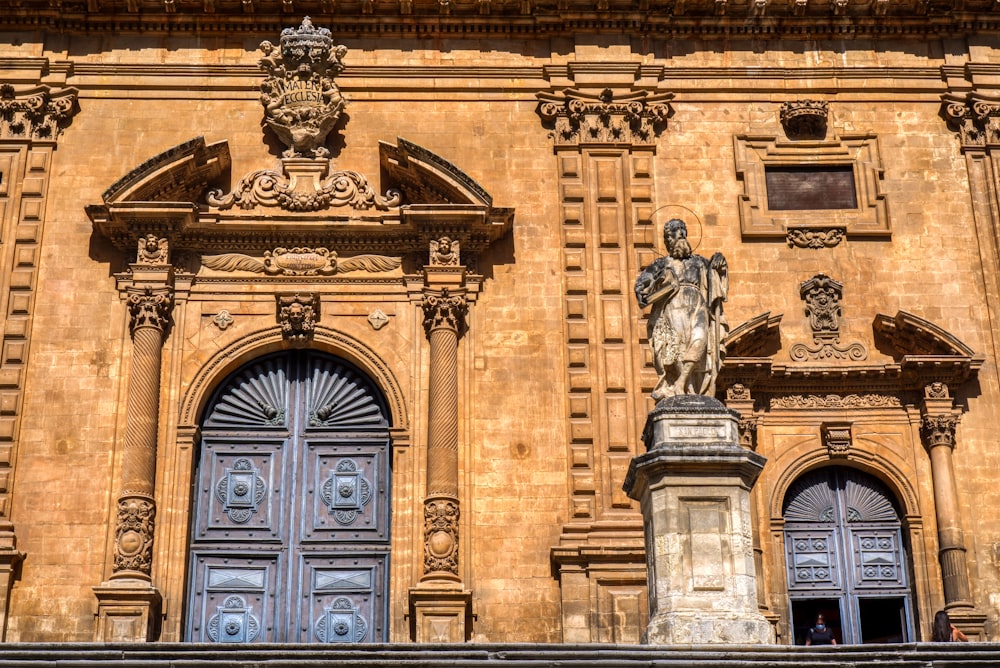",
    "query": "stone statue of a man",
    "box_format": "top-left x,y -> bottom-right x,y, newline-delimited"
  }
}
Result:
634,219 -> 729,400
